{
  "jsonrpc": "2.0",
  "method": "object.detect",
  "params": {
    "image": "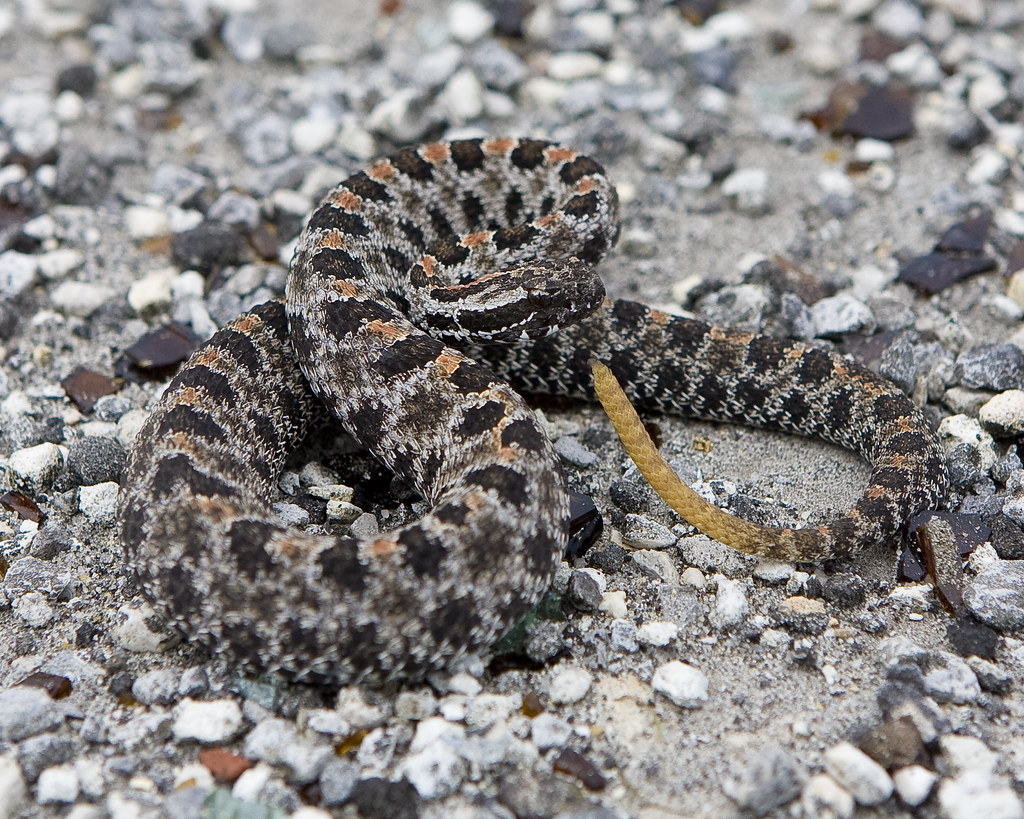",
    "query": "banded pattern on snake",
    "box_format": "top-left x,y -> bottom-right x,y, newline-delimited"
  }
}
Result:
119,138 -> 948,684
